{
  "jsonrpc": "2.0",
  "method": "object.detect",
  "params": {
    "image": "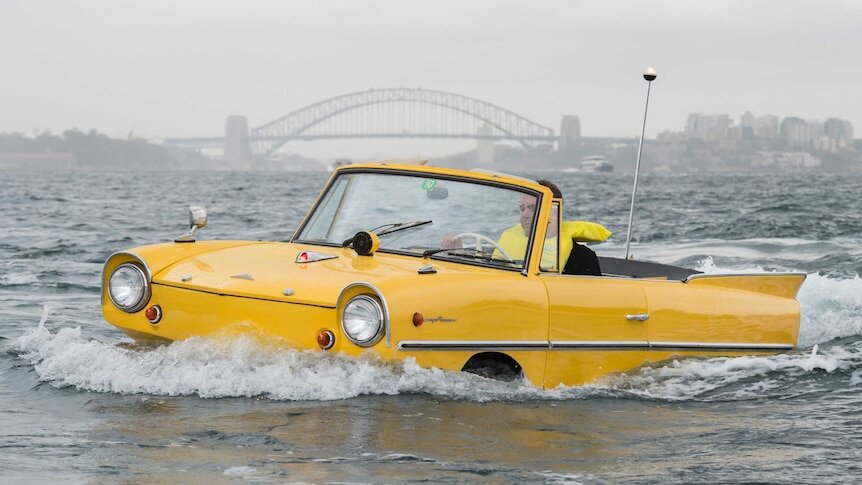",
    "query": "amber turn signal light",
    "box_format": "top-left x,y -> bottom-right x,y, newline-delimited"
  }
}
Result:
412,312 -> 423,326
145,305 -> 162,324
317,329 -> 335,350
